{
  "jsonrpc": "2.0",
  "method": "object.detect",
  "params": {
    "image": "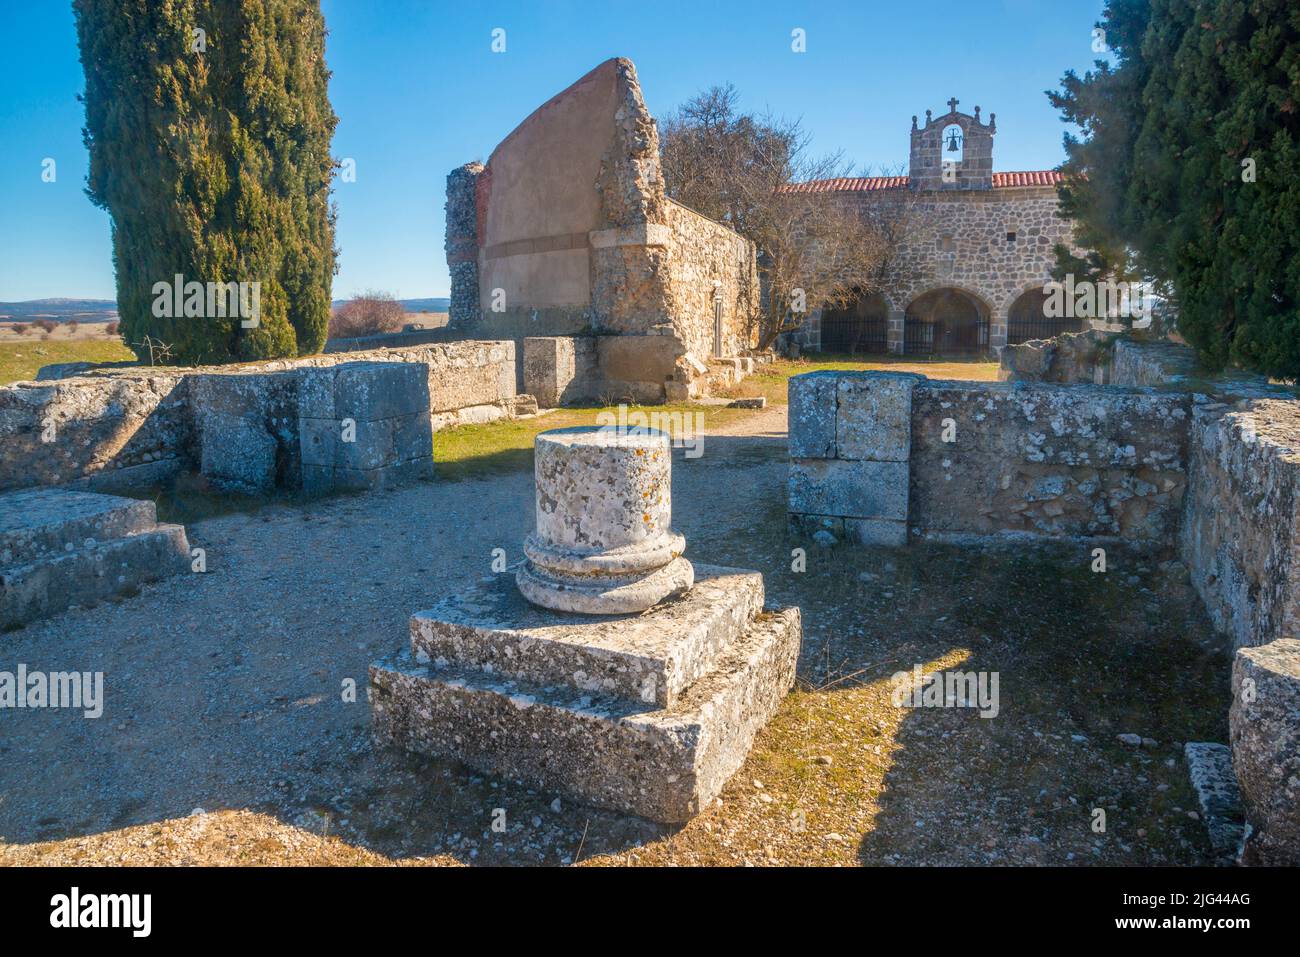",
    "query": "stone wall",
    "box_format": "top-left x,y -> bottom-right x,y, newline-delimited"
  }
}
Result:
664,200 -> 760,363
0,340 -> 519,494
1003,334 -> 1295,401
1181,400 -> 1300,651
788,372 -> 1191,547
